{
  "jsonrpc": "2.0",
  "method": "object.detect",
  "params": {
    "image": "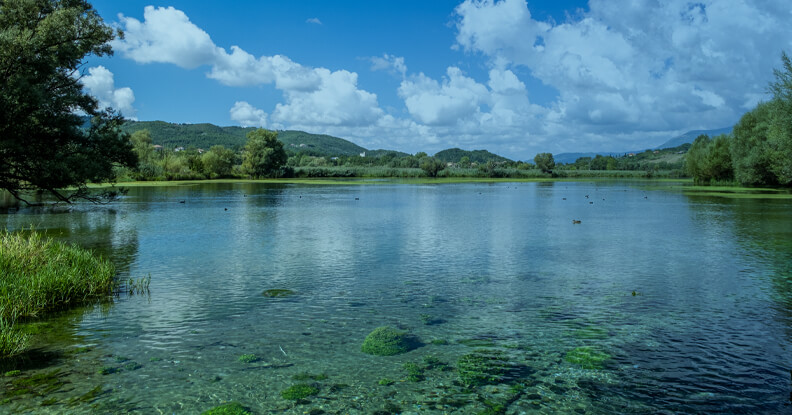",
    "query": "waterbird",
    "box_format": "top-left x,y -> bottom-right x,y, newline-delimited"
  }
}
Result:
572,220 -> 581,224
179,200 -> 185,204
355,197 -> 359,200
